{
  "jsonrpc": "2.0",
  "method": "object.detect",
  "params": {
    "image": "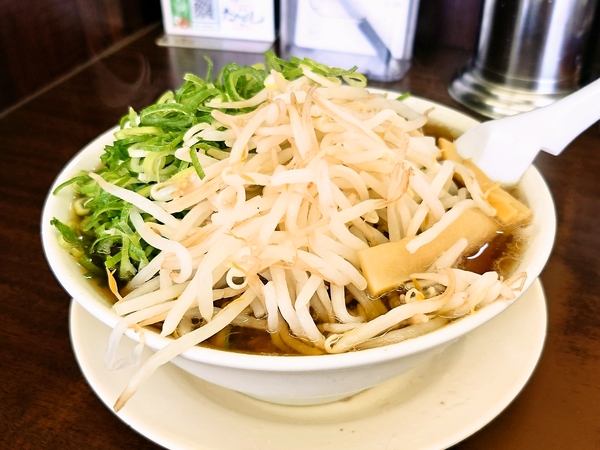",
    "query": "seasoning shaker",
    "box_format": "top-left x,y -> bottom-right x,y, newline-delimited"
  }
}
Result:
449,0 -> 599,118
